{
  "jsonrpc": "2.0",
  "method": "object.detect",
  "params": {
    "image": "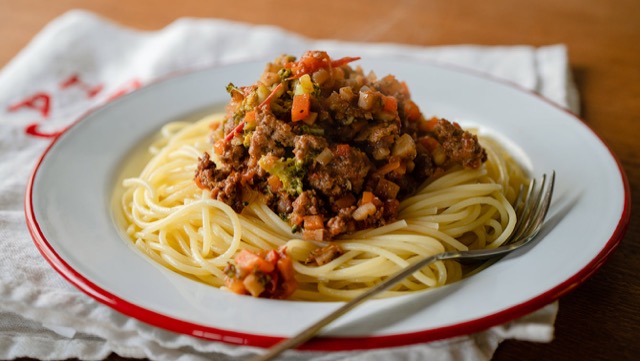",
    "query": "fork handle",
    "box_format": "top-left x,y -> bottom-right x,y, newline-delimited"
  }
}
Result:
248,253 -> 445,361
